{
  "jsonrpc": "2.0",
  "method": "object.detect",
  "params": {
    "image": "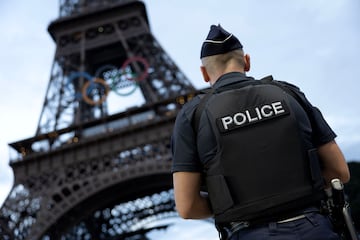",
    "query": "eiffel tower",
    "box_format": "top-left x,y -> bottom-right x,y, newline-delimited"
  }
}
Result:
0,1 -> 199,239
